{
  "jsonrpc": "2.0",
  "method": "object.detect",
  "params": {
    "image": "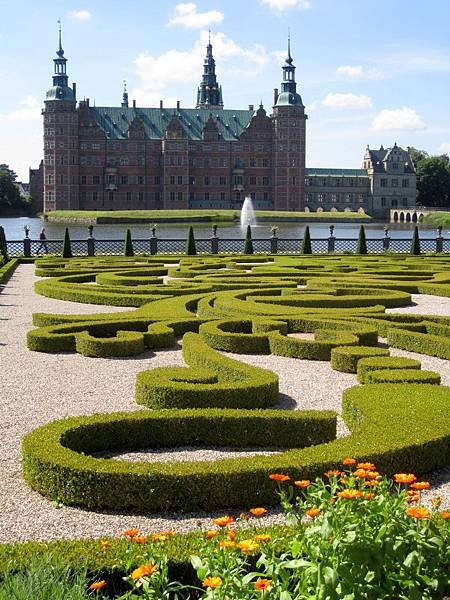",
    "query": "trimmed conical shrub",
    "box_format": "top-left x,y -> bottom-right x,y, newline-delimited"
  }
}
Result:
301,226 -> 312,254
410,225 -> 421,255
356,225 -> 368,255
0,226 -> 8,264
62,227 -> 72,258
244,225 -> 254,255
124,229 -> 134,257
185,226 -> 197,255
